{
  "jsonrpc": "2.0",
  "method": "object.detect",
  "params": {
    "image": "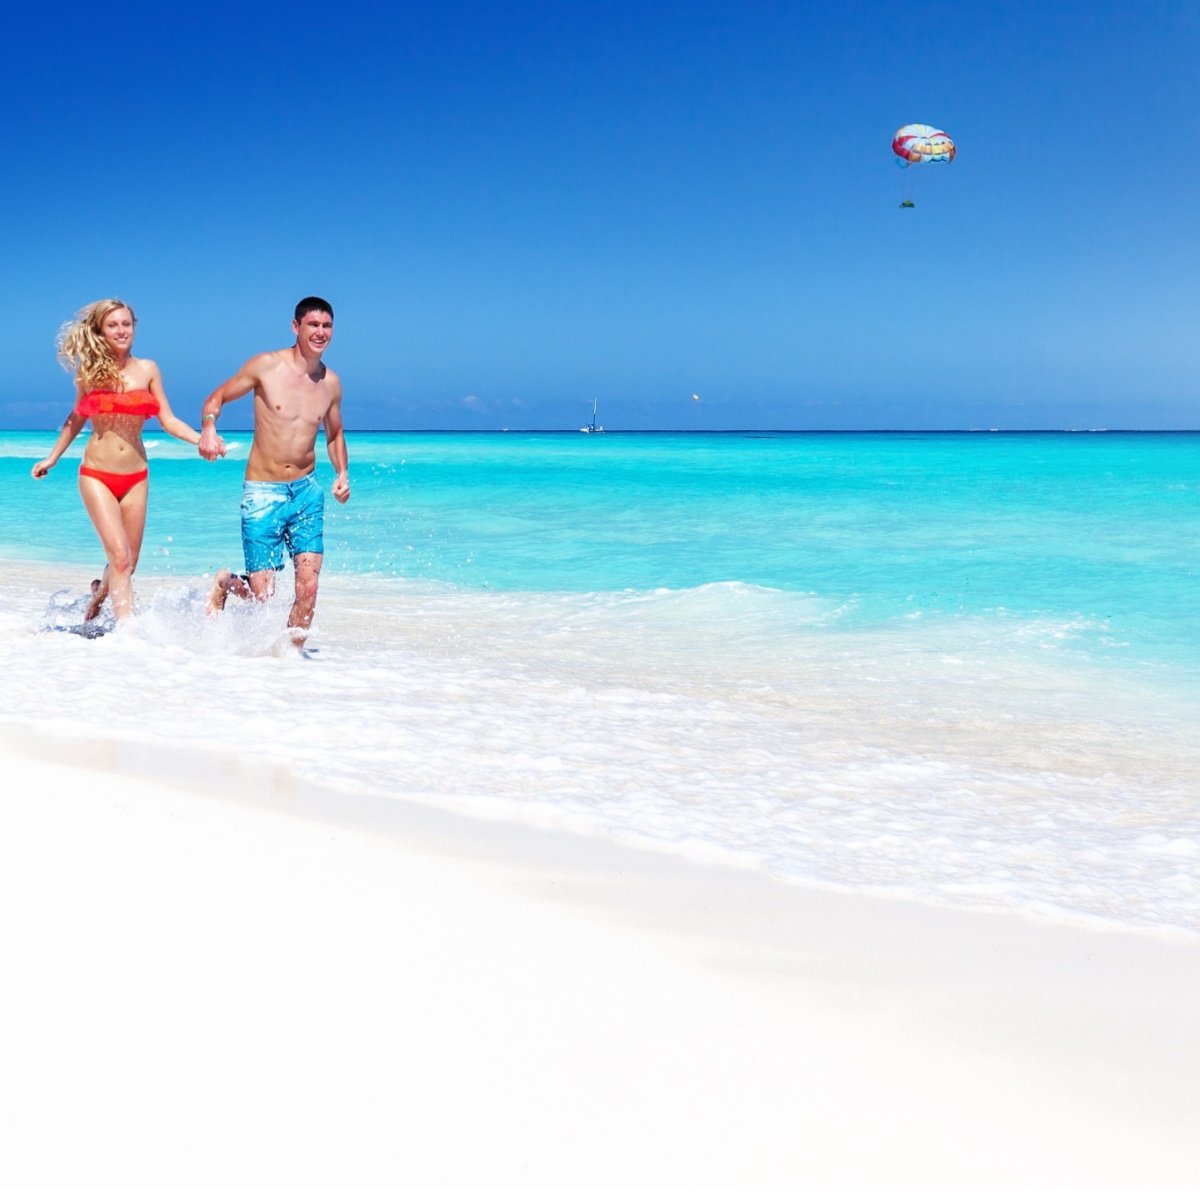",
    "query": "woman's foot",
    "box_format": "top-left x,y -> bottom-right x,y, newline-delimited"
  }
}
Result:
206,570 -> 233,615
83,578 -> 106,622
